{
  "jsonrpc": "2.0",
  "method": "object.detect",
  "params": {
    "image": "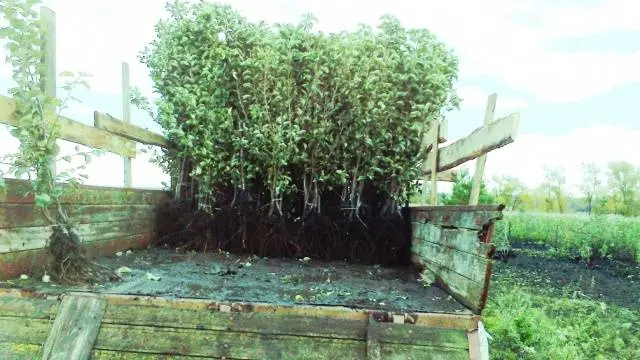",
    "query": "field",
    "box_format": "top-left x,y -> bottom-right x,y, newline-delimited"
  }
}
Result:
494,212 -> 640,263
486,212 -> 640,359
